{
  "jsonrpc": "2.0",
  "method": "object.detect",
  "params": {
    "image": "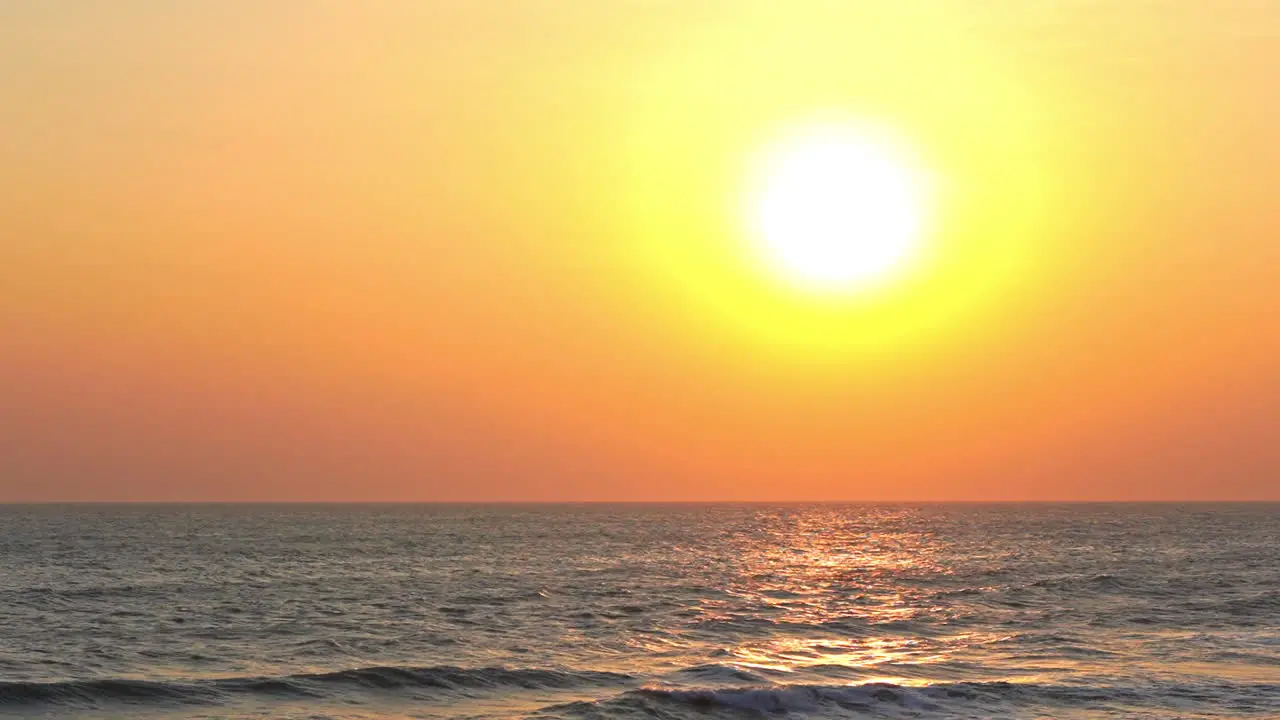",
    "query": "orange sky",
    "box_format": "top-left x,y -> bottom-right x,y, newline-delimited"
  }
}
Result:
2,1 -> 1278,501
